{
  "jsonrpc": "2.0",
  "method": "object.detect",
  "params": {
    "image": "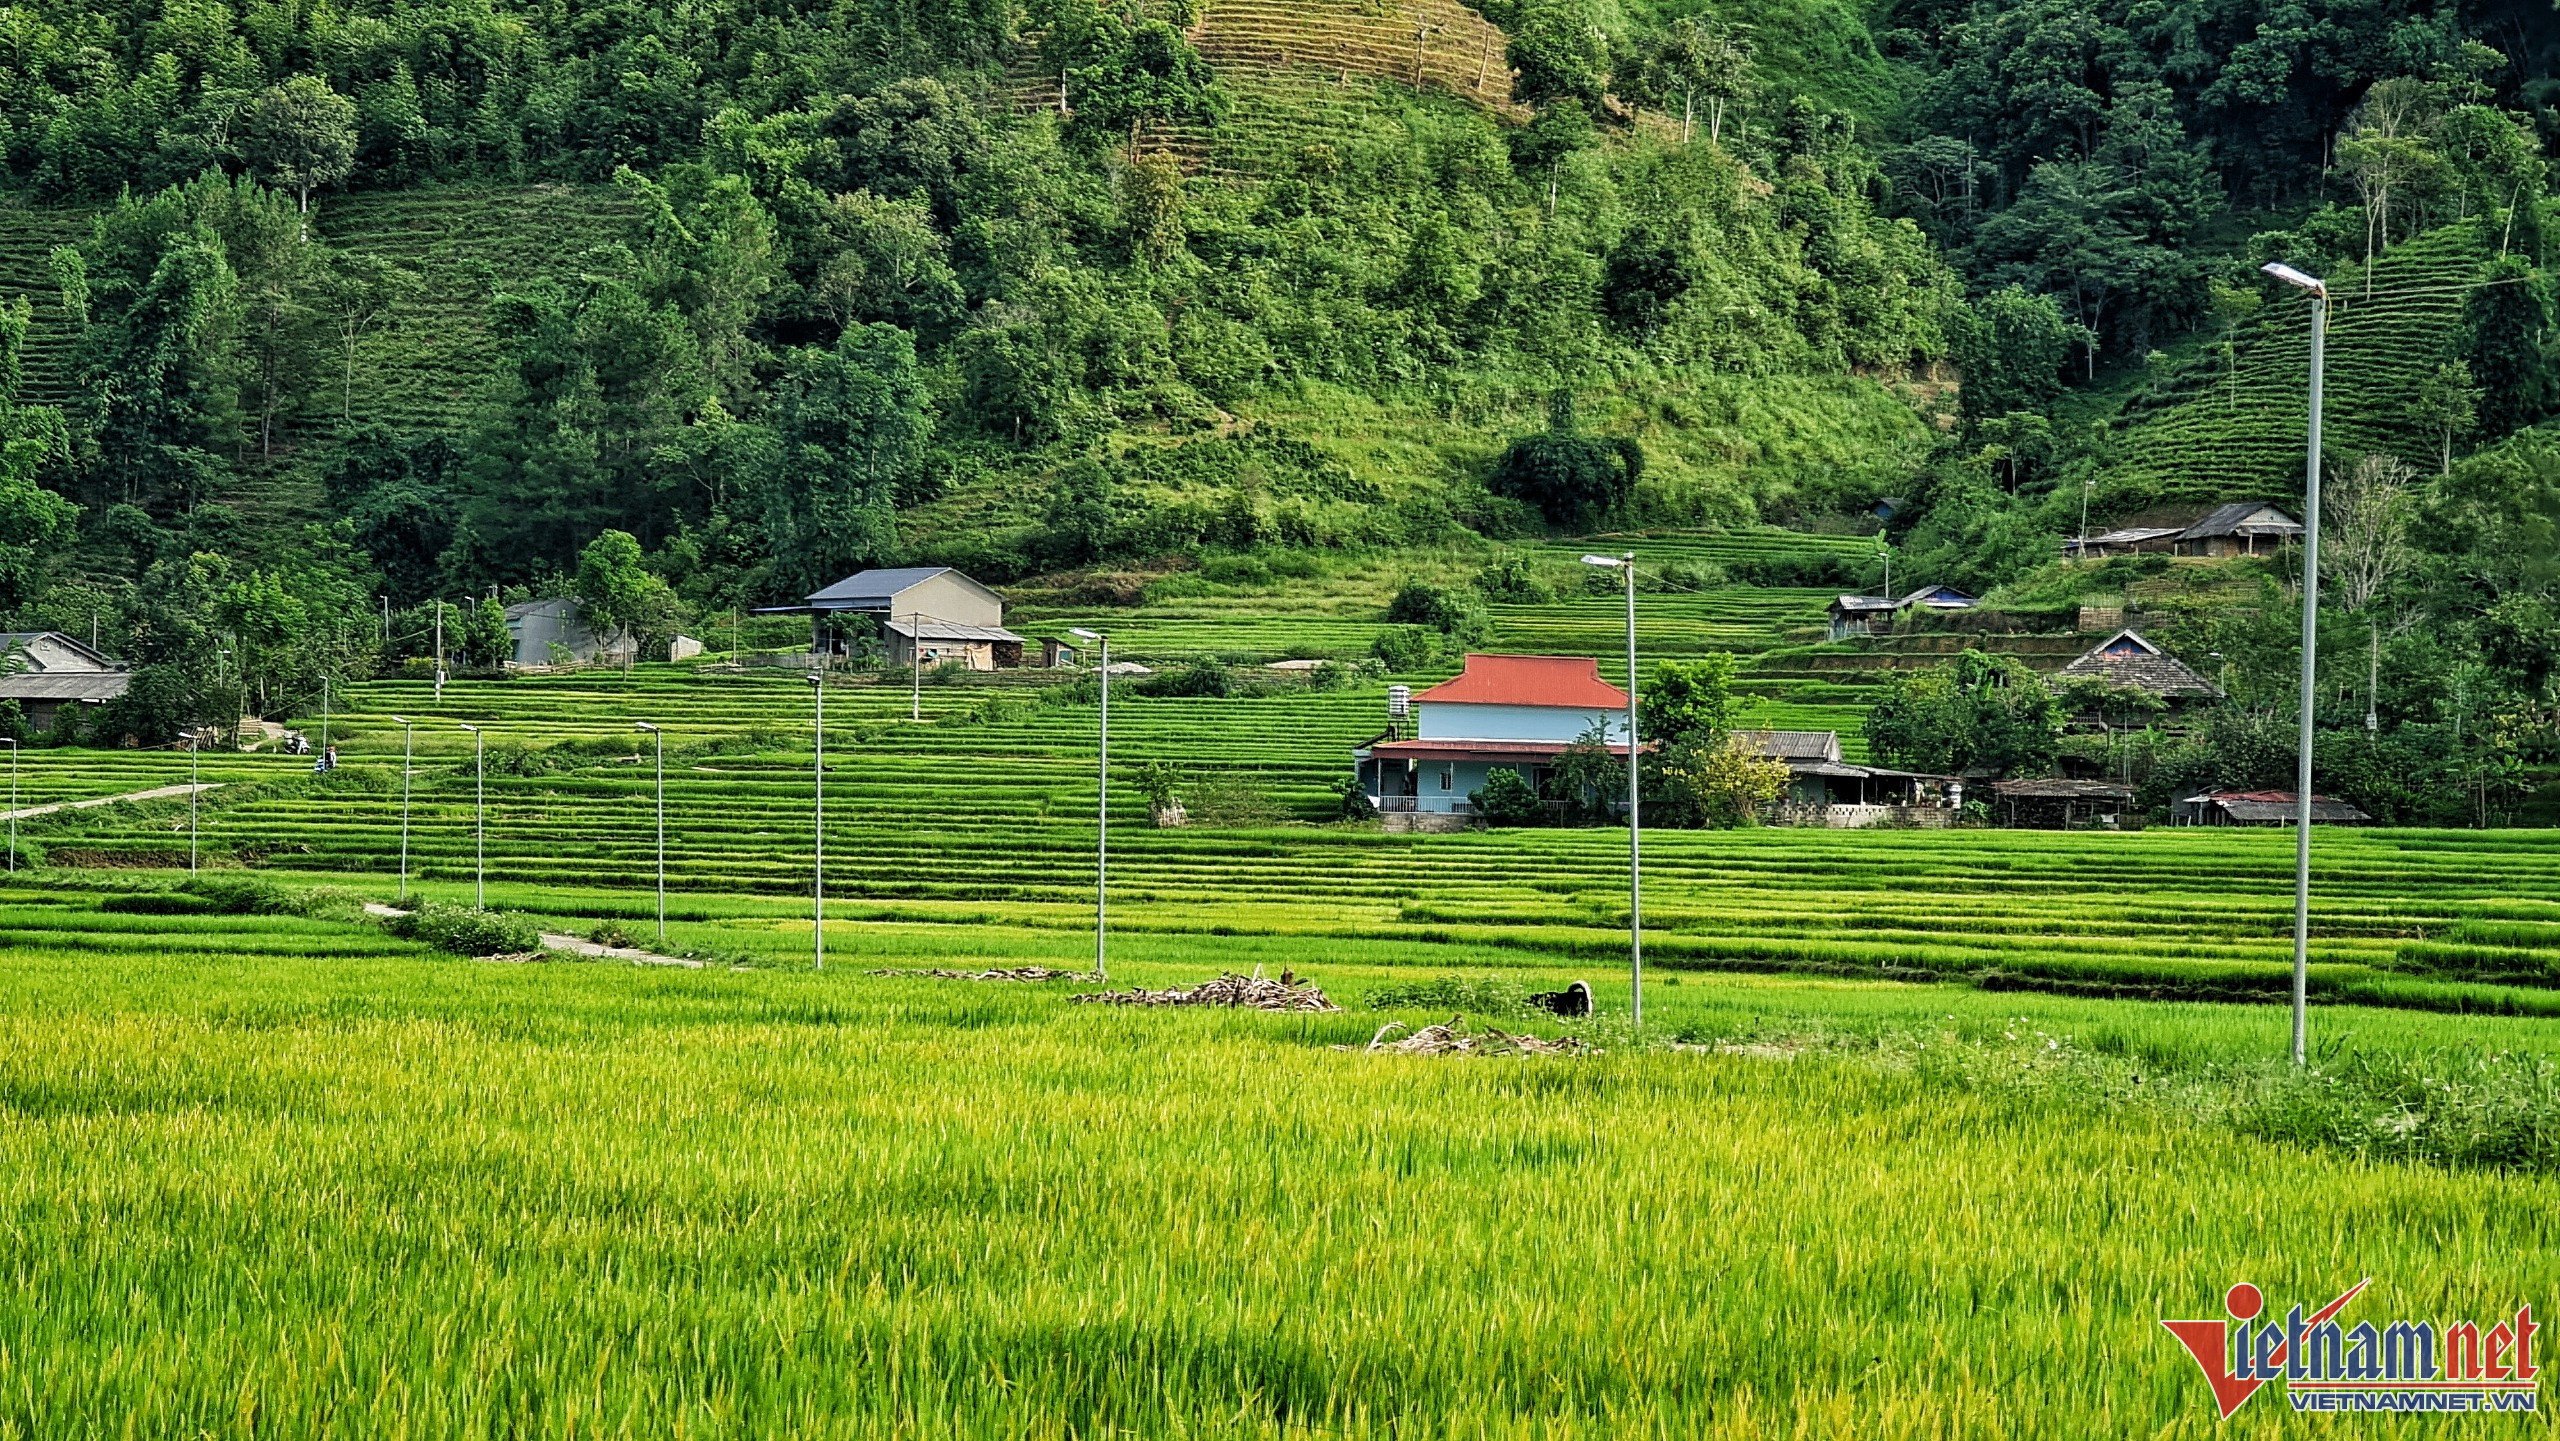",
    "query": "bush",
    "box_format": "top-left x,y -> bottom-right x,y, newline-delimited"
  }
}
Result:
384,902 -> 543,957
1135,659 -> 1234,698
1471,555 -> 1554,603
1647,559 -> 1728,592
1367,974 -> 1531,1016
1372,626 -> 1444,671
1384,579 -> 1489,642
99,877 -> 361,918
1470,767 -> 1546,826
1726,552 -> 1867,588
1489,433 -> 1640,528
1330,775 -> 1378,820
